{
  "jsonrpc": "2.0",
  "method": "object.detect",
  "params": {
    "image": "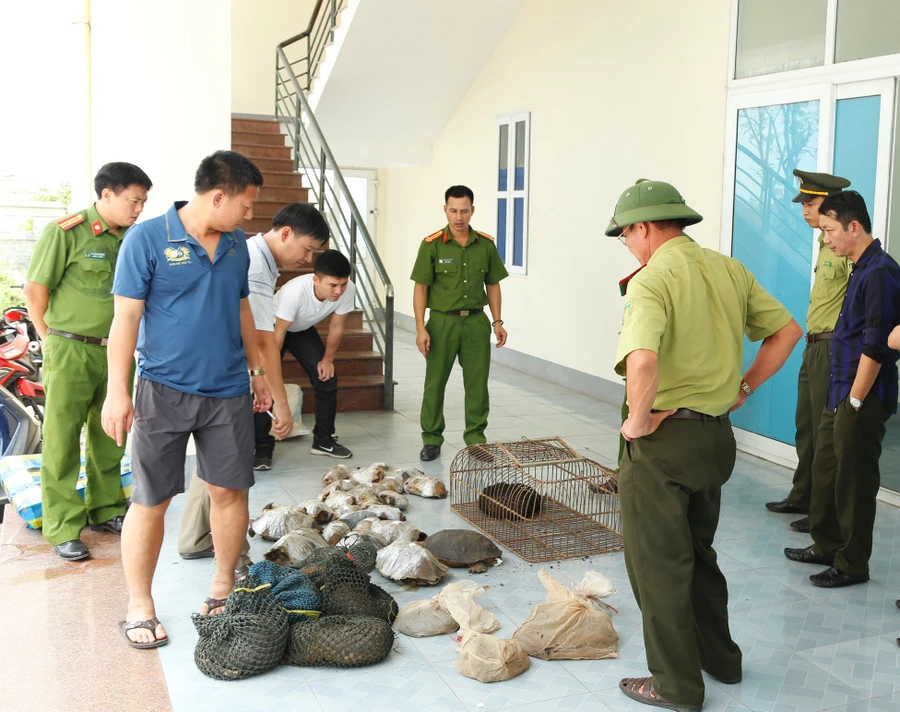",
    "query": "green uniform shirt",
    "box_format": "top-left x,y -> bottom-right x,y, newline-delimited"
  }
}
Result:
615,235 -> 792,416
806,231 -> 850,334
409,225 -> 508,311
27,205 -> 124,338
